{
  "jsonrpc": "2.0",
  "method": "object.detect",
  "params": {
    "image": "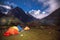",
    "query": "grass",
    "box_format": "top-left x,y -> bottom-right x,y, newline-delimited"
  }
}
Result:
1,28 -> 60,40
